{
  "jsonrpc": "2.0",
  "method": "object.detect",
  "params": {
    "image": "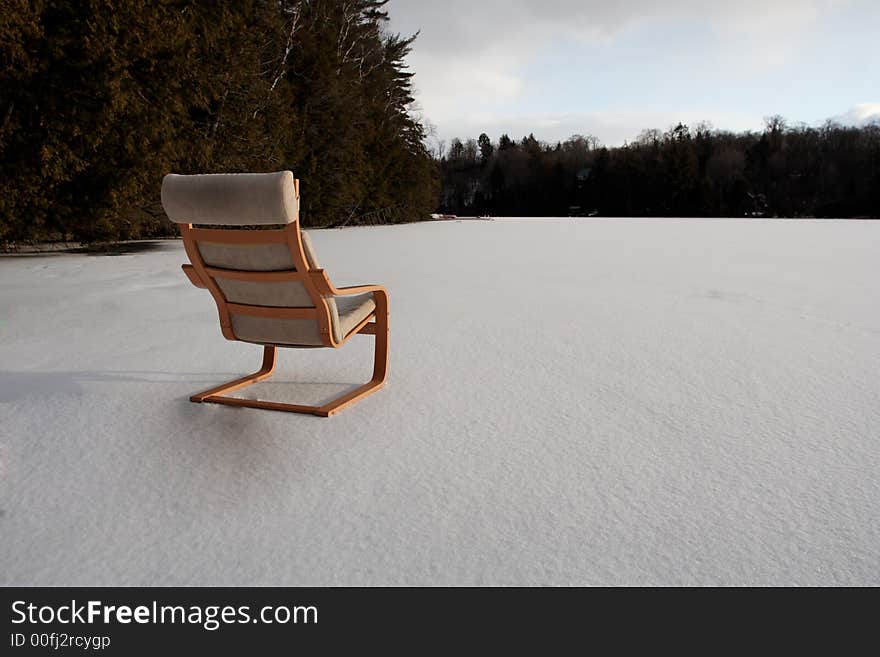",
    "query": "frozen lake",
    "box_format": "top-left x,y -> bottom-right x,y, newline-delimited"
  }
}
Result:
1,218 -> 878,585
